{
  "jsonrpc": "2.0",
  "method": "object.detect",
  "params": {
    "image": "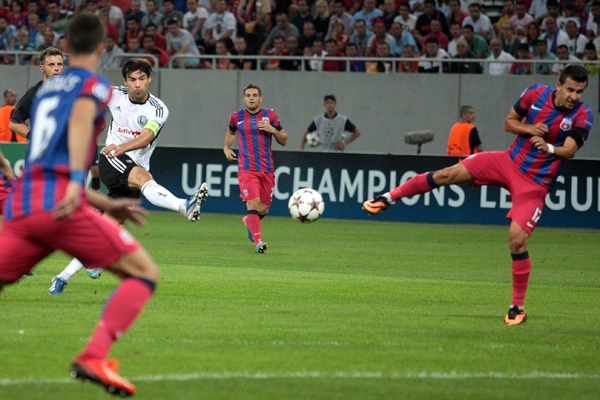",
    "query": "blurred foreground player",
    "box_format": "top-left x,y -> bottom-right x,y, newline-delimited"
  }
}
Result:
363,65 -> 593,326
223,84 -> 288,253
0,13 -> 159,396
